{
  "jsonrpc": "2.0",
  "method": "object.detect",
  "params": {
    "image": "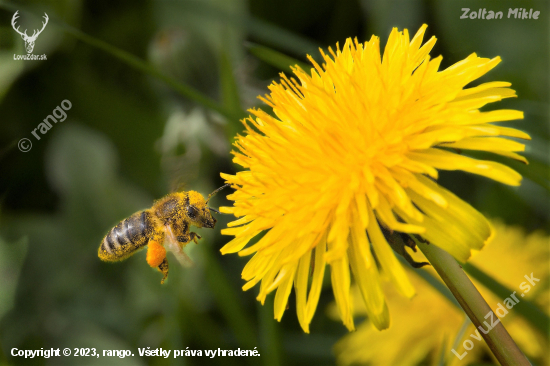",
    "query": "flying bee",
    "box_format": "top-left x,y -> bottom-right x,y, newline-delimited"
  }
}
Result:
98,185 -> 228,284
